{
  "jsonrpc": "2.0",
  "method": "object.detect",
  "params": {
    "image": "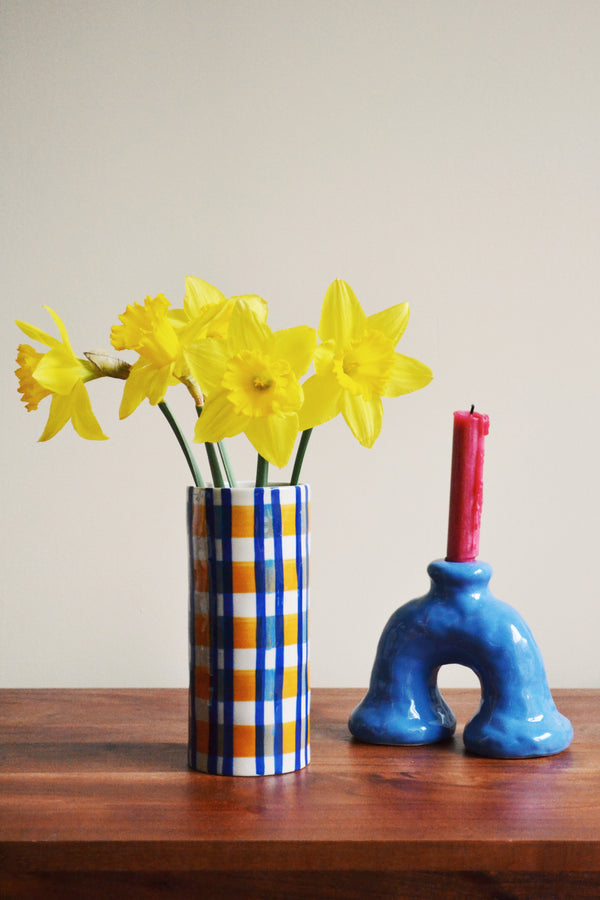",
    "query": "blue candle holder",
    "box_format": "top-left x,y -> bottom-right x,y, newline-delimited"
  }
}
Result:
349,559 -> 573,758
